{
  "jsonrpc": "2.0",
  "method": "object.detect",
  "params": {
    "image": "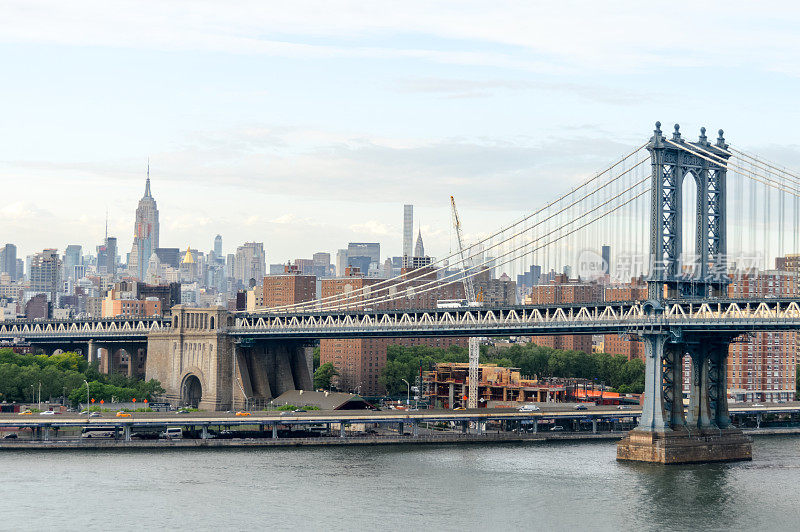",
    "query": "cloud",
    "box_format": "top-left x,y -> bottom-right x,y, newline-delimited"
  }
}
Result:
2,2 -> 800,75
349,220 -> 393,236
392,77 -> 654,105
2,125 -> 643,214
